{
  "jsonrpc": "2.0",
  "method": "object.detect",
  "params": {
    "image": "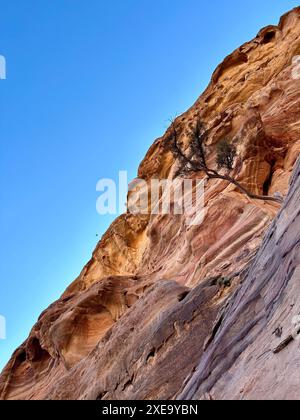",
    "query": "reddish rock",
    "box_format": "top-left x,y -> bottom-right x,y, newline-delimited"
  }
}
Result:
1,7 -> 300,400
